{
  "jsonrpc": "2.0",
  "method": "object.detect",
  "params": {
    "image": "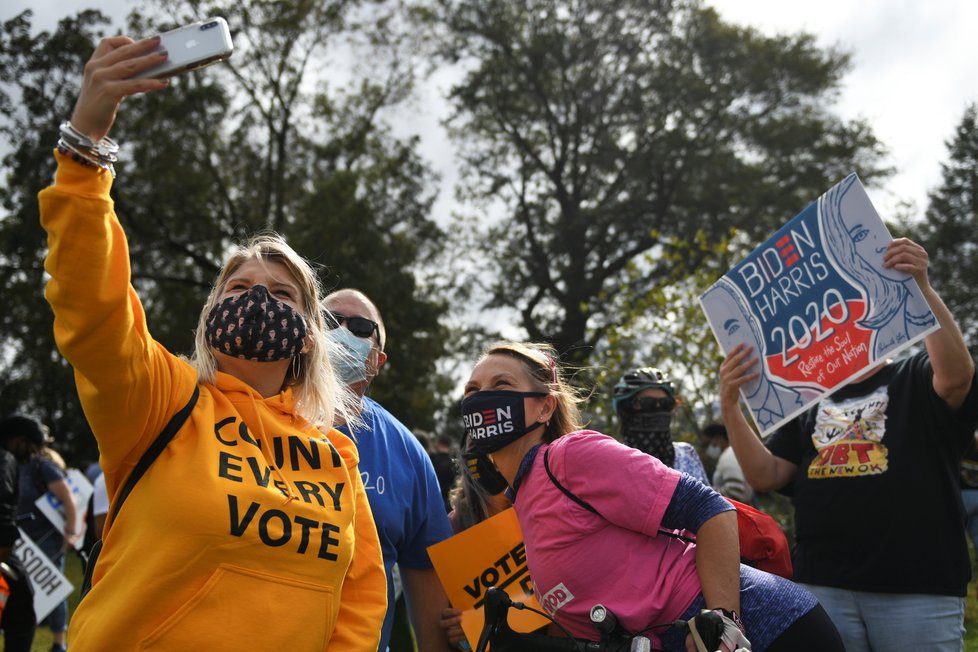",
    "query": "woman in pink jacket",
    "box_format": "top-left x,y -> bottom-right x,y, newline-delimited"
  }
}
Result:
461,342 -> 843,652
